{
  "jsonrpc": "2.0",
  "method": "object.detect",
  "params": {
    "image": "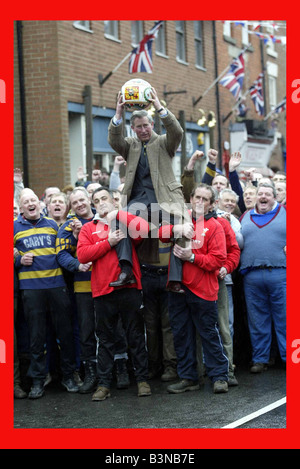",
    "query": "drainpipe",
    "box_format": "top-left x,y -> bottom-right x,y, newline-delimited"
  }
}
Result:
16,21 -> 29,187
212,21 -> 222,167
